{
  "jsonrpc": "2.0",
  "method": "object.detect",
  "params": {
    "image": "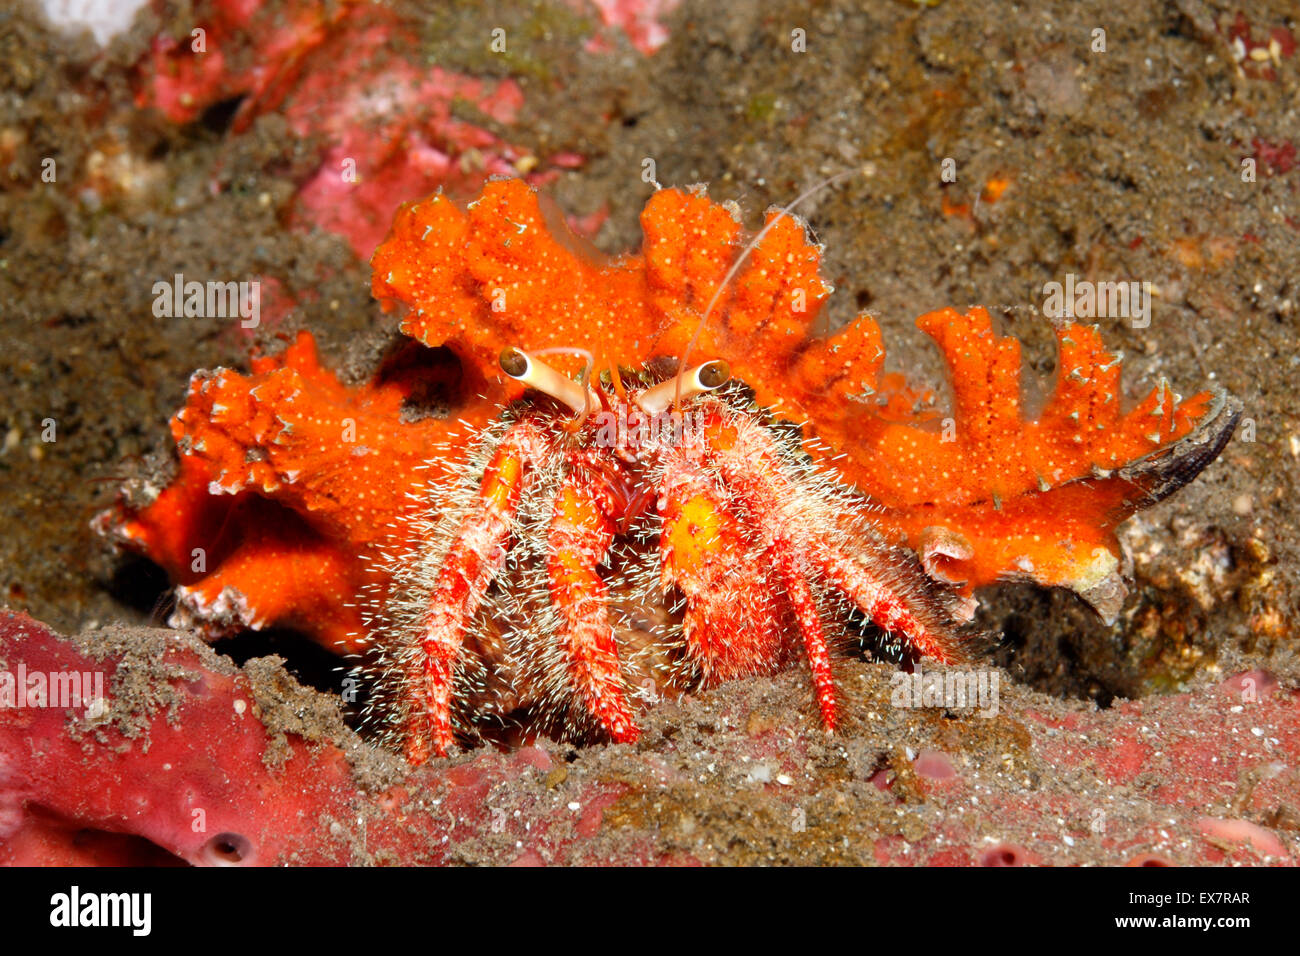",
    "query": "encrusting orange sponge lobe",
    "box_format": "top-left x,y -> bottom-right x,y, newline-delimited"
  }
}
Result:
98,177 -> 1240,762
